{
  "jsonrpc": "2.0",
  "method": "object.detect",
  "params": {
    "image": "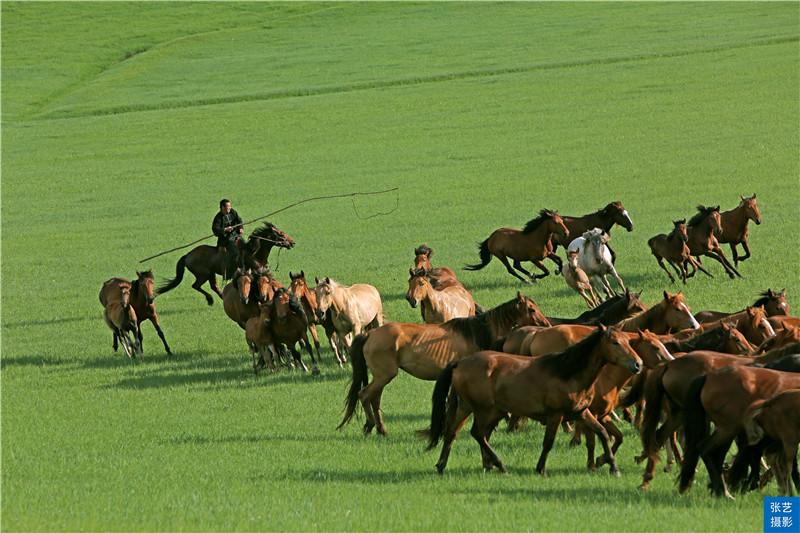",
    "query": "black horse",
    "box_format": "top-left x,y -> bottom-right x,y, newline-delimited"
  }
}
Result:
157,222 -> 295,305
